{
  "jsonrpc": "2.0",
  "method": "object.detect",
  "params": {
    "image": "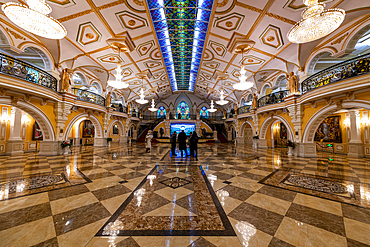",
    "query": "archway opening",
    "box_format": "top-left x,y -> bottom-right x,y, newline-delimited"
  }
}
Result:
272,121 -> 288,148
